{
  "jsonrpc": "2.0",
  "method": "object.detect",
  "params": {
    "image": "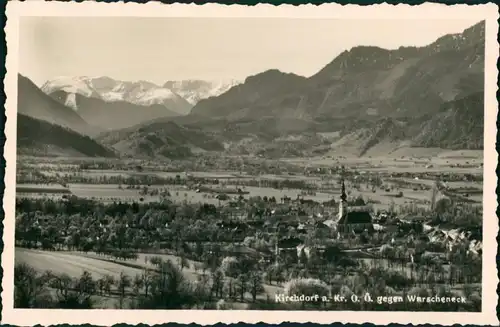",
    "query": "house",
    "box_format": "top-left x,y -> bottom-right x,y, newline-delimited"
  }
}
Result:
322,199 -> 337,208
296,244 -> 311,260
314,220 -> 330,229
222,244 -> 261,260
296,223 -> 308,234
246,219 -> 265,228
216,220 -> 249,238
468,240 -> 482,255
300,198 -> 319,206
220,206 -> 247,220
296,244 -> 326,262
427,229 -> 448,243
281,196 -> 292,204
322,219 -> 336,228
337,211 -> 374,234
276,237 -> 303,264
296,244 -> 340,263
